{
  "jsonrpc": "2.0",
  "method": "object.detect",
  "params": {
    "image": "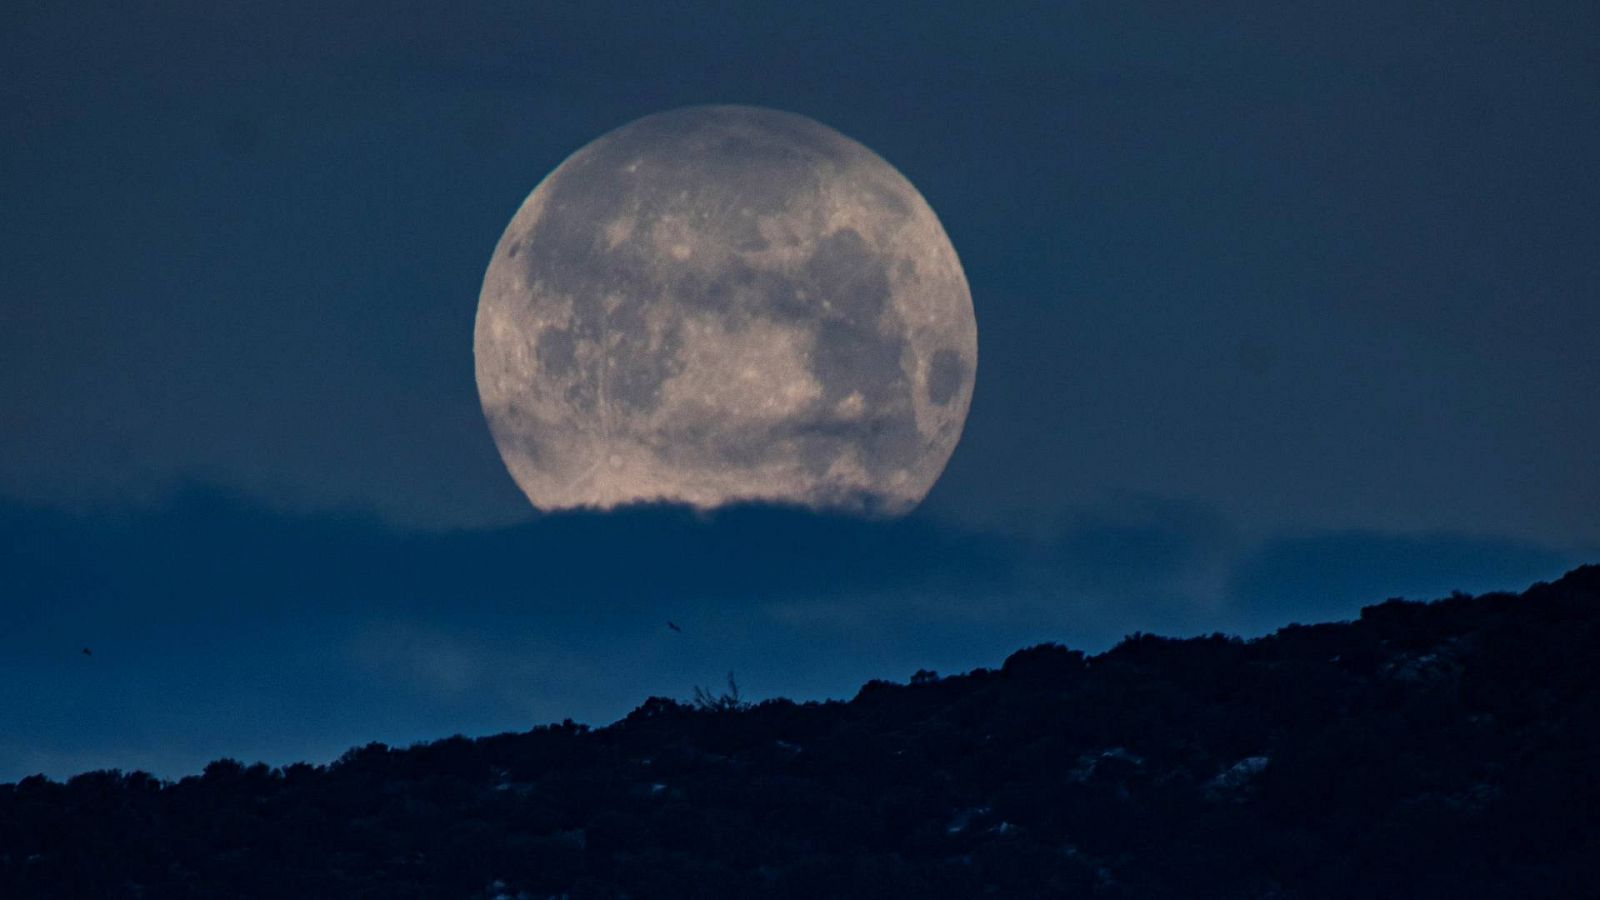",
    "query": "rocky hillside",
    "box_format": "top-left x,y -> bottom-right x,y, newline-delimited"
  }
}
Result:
3,566 -> 1597,899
